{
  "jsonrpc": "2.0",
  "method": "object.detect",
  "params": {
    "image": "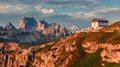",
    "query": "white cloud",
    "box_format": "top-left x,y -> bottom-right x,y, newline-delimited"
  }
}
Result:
44,0 -> 99,9
91,8 -> 120,14
68,7 -> 120,23
68,12 -> 96,19
35,5 -> 54,15
0,3 -> 31,14
68,8 -> 120,19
